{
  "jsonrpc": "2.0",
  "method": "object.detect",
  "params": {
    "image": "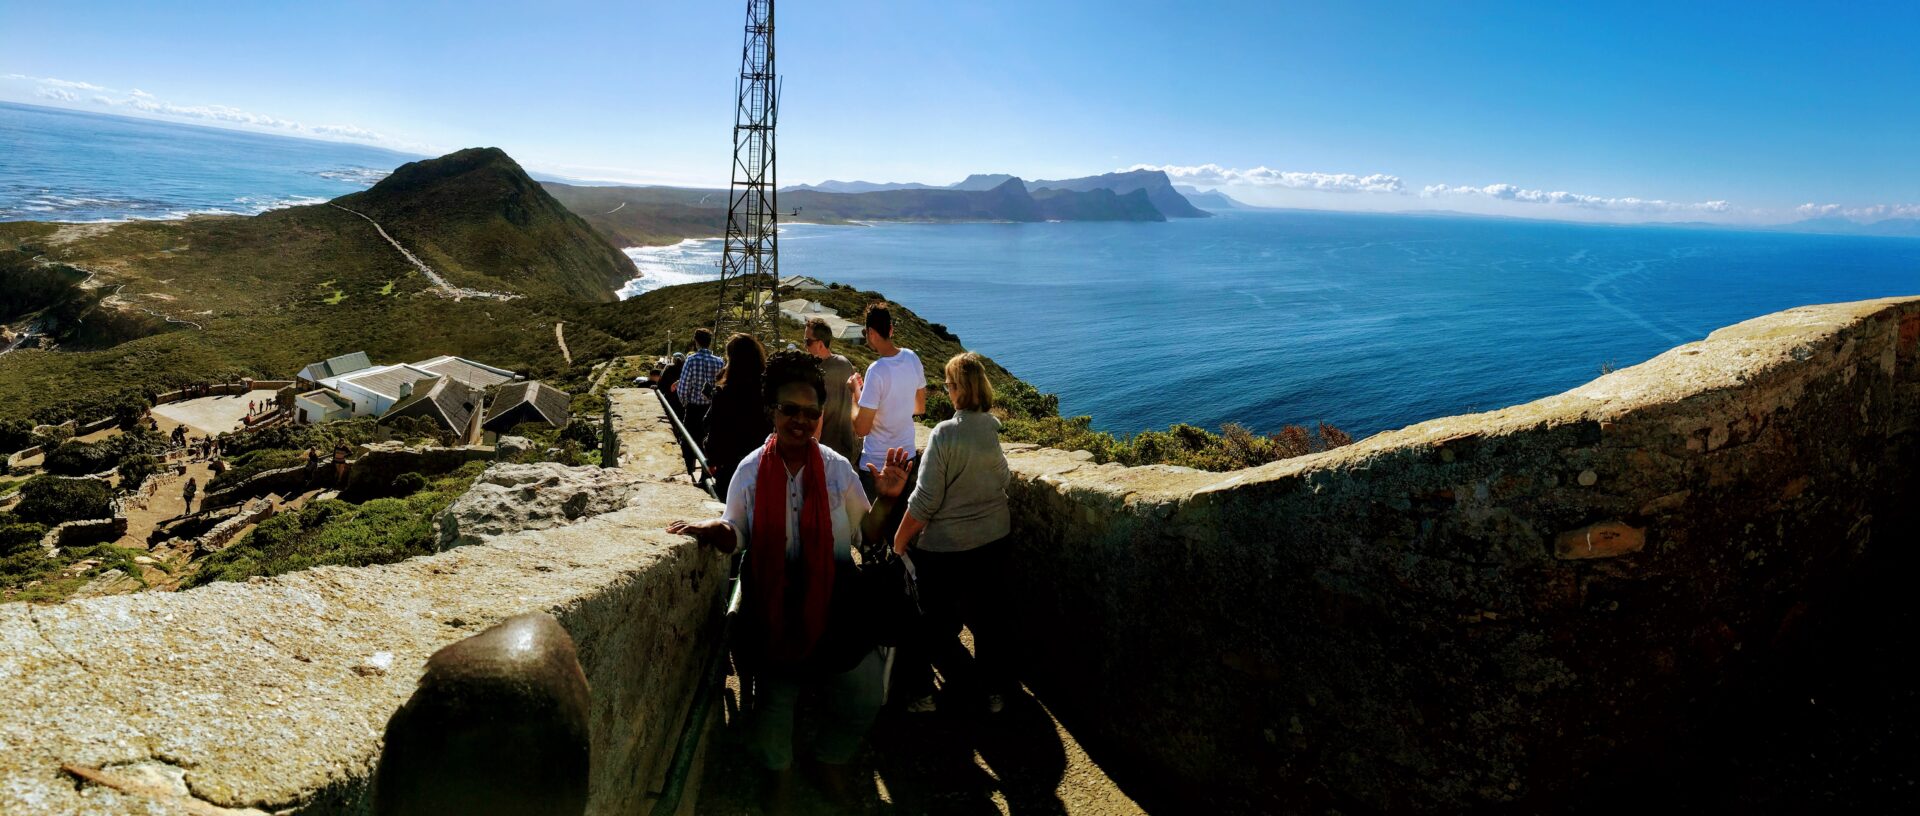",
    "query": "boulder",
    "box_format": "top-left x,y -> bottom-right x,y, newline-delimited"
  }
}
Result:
495,436 -> 534,460
436,463 -> 648,551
